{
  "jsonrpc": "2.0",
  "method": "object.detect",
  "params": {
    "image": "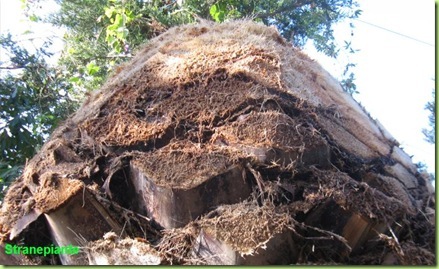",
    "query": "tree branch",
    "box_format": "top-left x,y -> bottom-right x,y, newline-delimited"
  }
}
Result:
0,65 -> 25,70
254,0 -> 314,19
